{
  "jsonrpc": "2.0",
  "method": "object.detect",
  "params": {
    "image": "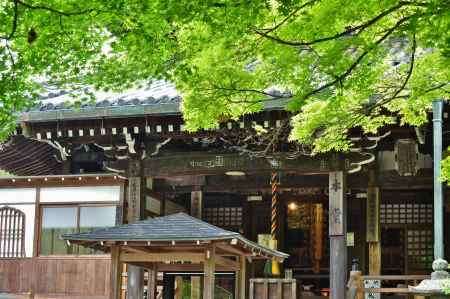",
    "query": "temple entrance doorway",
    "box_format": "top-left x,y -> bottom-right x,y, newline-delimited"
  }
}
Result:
283,196 -> 330,296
